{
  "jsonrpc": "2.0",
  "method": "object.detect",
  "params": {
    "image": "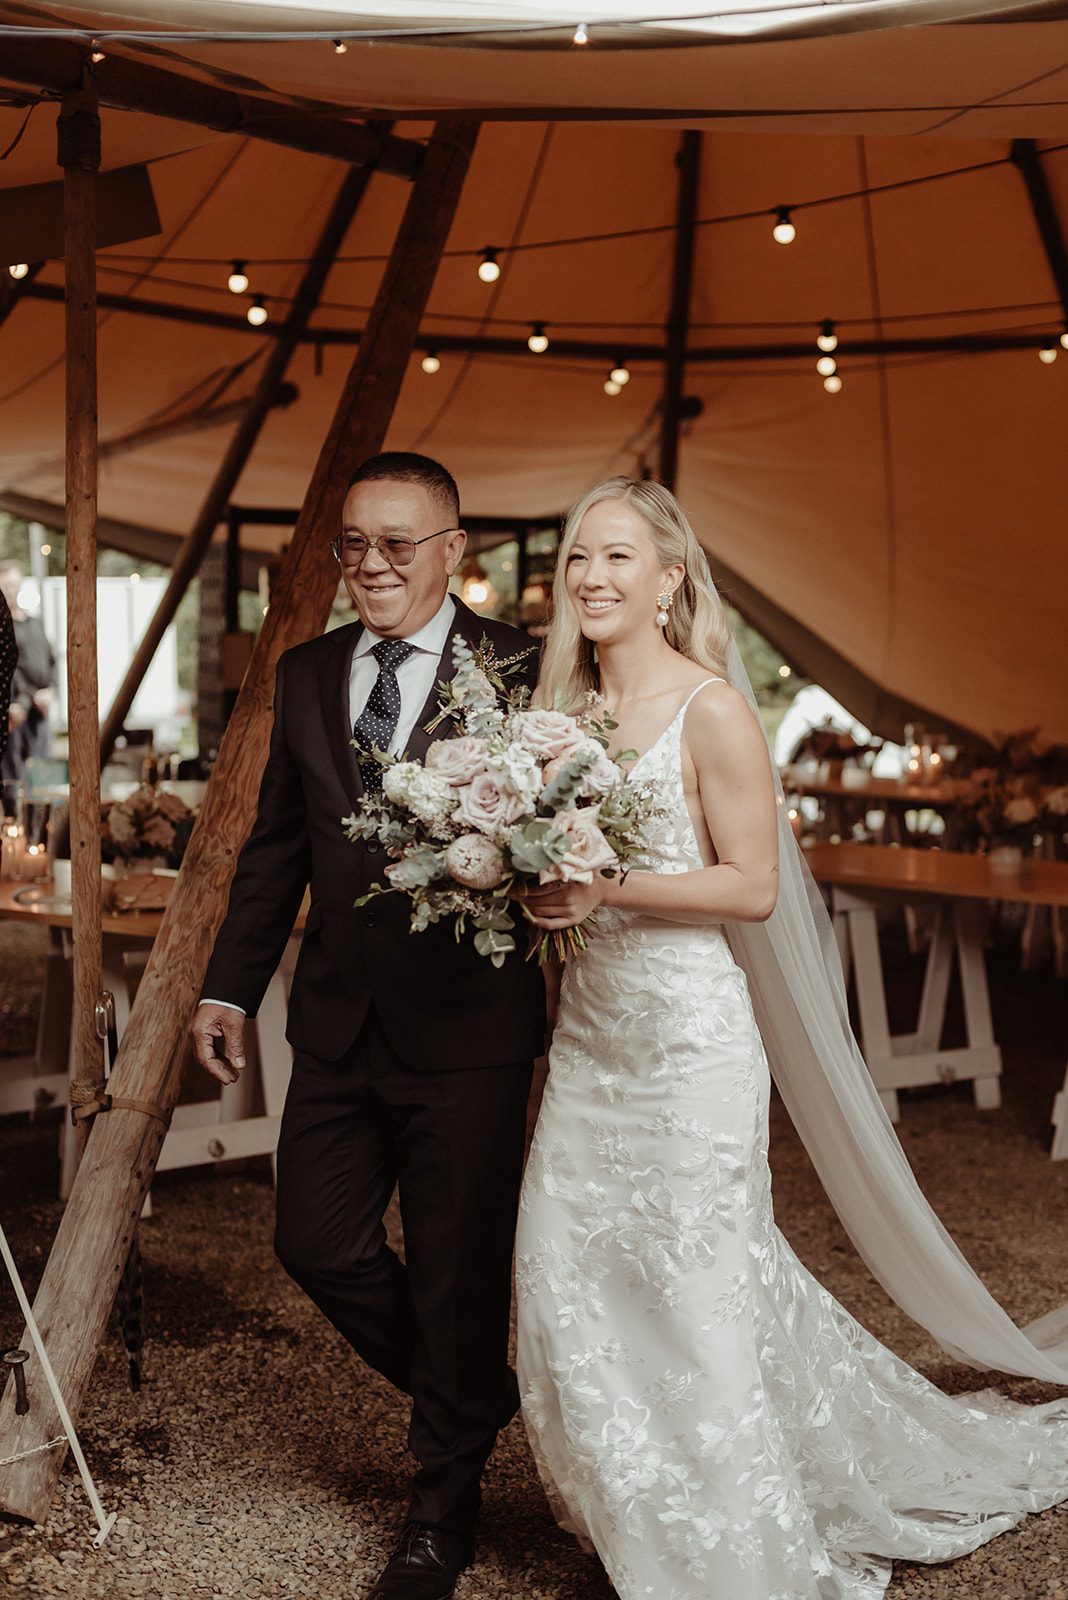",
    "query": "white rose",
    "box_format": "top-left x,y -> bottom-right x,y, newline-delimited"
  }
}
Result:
541,742 -> 620,798
538,807 -> 618,884
426,736 -> 489,786
383,763 -> 454,827
454,772 -> 530,838
445,833 -> 506,889
488,745 -> 542,811
515,708 -> 588,762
